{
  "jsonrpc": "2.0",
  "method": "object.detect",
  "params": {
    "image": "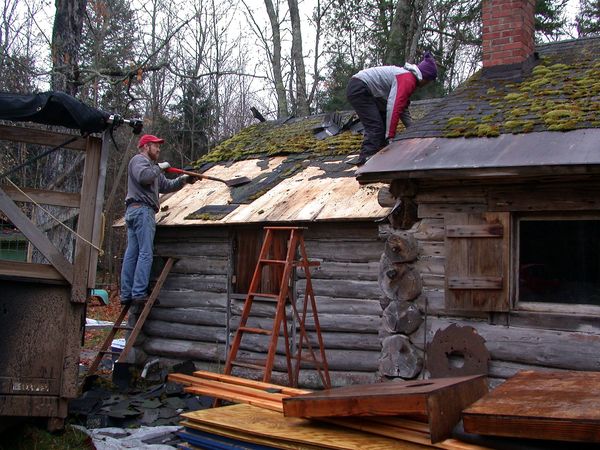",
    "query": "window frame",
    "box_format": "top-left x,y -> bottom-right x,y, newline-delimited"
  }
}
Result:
513,212 -> 600,316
